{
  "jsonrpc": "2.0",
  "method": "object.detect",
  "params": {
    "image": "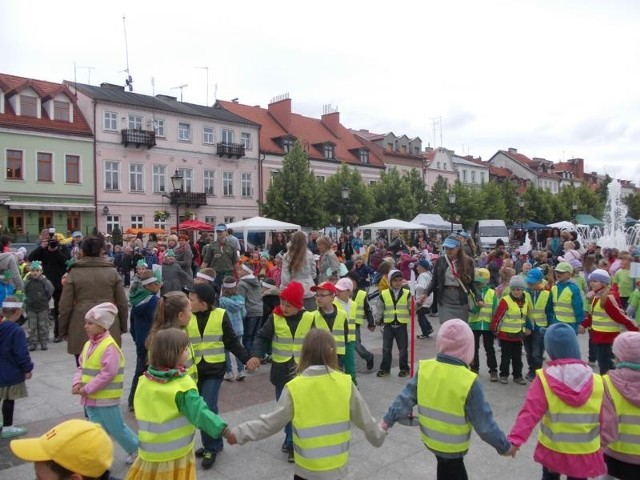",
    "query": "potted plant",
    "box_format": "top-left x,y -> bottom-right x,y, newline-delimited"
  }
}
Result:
182,210 -> 194,220
154,210 -> 171,221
